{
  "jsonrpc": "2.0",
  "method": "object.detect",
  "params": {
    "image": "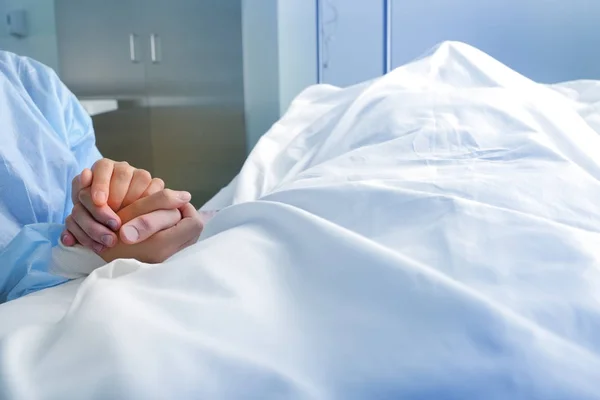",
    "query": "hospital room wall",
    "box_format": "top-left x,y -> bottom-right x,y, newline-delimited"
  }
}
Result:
318,0 -> 600,85
390,0 -> 600,82
242,0 -> 317,152
318,0 -> 385,87
286,0 -> 600,89
0,0 -> 59,71
277,0 -> 317,116
241,0 -> 280,152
